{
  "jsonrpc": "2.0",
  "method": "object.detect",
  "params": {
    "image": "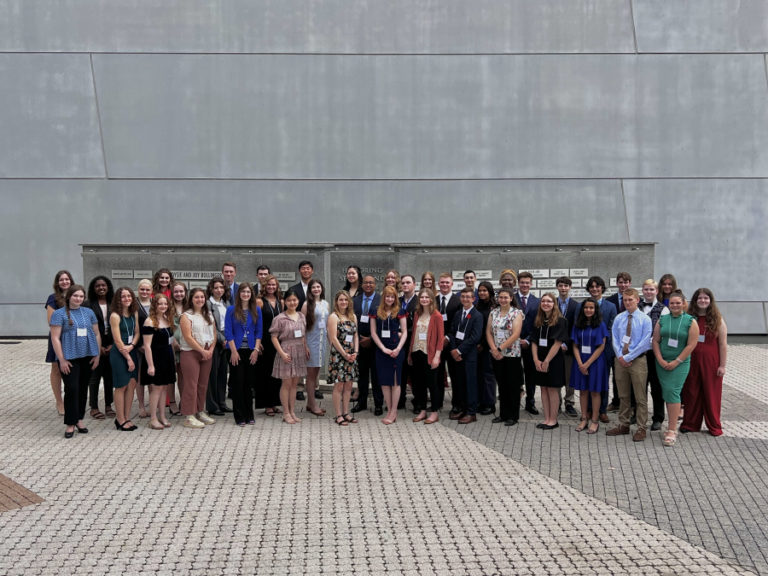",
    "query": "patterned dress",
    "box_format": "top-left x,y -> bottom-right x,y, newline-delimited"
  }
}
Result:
269,312 -> 308,379
327,314 -> 358,384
